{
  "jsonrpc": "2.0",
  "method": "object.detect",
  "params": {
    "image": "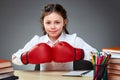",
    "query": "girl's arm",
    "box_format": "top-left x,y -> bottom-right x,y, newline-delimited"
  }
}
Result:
12,35 -> 40,65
